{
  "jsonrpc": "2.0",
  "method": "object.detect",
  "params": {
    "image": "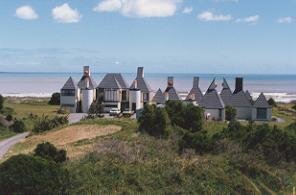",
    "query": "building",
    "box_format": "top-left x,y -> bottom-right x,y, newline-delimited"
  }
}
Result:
60,66 -> 272,121
60,77 -> 78,113
97,73 -> 129,112
200,79 -> 225,121
185,77 -> 203,105
164,77 -> 180,101
130,67 -> 154,107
